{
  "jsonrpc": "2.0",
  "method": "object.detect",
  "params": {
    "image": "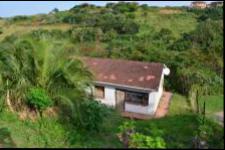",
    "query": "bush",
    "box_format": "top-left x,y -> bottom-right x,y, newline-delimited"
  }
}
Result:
189,7 -> 223,21
102,29 -> 117,42
79,99 -> 110,131
30,29 -> 68,40
129,133 -> 166,148
26,88 -> 53,113
70,27 -> 103,42
0,27 -> 3,35
9,15 -> 30,22
111,2 -> 139,13
154,28 -> 175,44
97,14 -> 139,35
118,121 -> 166,148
